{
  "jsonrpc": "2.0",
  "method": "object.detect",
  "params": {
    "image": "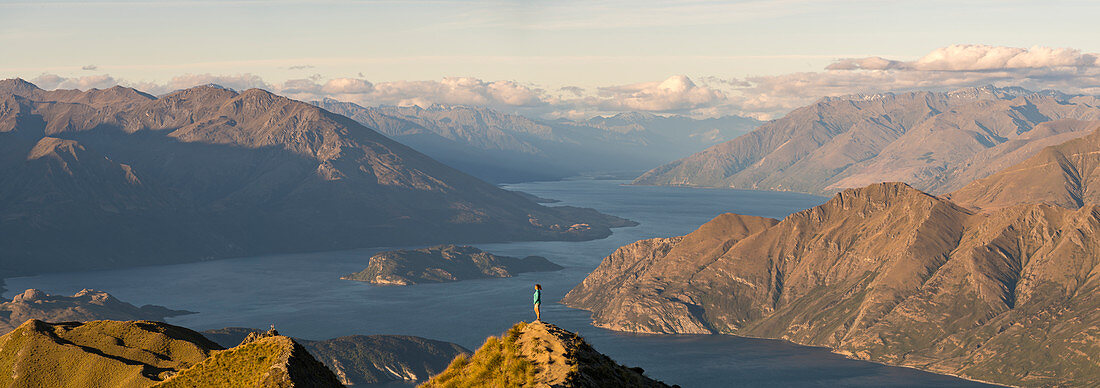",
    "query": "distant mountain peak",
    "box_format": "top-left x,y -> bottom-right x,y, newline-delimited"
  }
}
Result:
0,78 -> 43,95
946,84 -> 1032,99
